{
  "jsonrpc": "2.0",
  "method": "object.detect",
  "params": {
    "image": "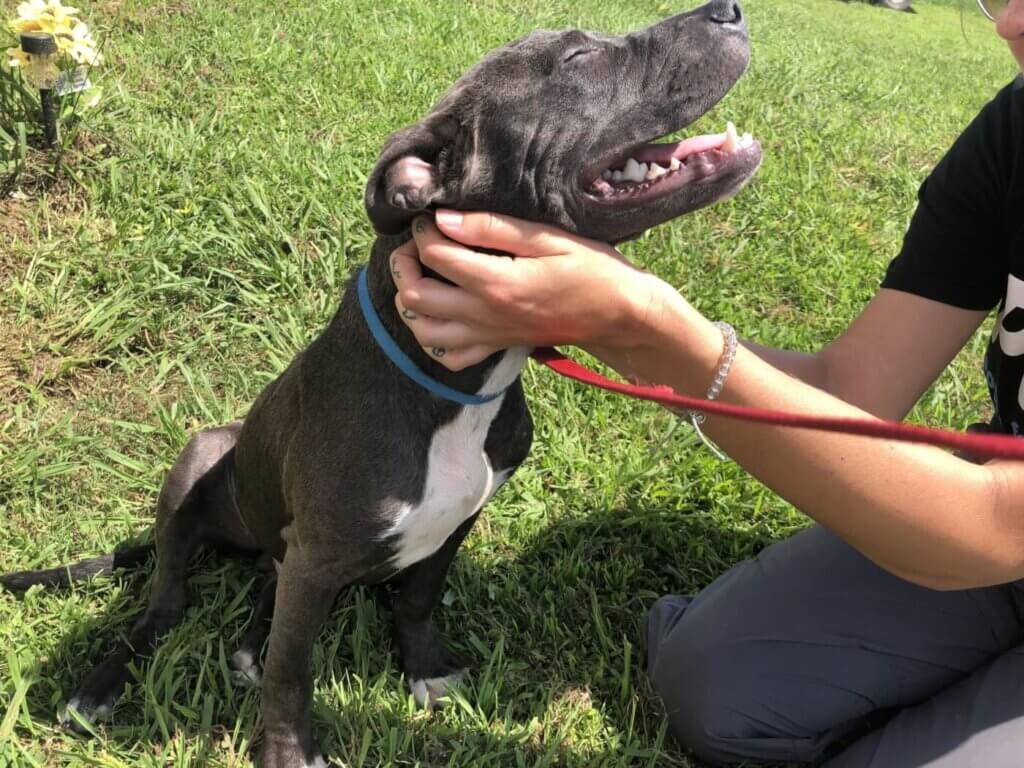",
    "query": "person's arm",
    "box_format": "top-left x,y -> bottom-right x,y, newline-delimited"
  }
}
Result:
741,342 -> 827,392
750,289 -> 987,422
393,213 -> 1016,591
617,281 -> 1012,592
